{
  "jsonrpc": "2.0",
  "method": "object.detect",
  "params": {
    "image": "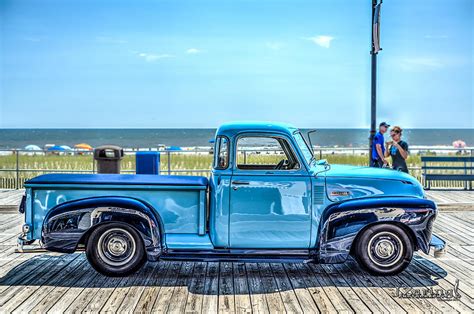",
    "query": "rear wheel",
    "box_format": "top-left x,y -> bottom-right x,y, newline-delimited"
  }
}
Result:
354,224 -> 413,276
86,223 -> 146,276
